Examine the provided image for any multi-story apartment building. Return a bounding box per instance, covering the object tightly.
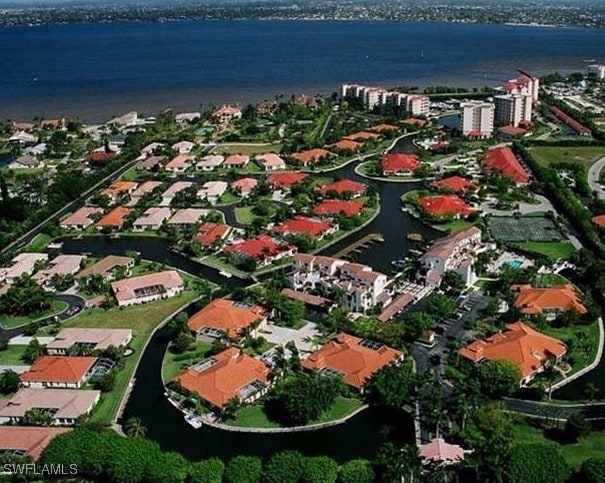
[459,101,495,138]
[588,64,605,80]
[341,84,430,116]
[494,93,533,127]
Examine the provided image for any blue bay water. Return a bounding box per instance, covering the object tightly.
[1,20,605,122]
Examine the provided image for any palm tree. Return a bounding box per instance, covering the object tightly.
[220,398,241,422]
[124,417,147,438]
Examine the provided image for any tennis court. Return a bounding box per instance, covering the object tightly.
[487,216,565,242]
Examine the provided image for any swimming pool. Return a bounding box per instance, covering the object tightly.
[505,260,523,269]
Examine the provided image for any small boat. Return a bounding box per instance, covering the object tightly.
[400,206,408,213]
[219,270,233,278]
[407,233,424,242]
[391,259,407,268]
[185,412,203,429]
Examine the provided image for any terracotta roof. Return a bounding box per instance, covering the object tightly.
[330,139,363,152]
[214,105,242,117]
[511,284,587,316]
[0,426,70,460]
[498,125,529,136]
[292,148,335,165]
[165,154,193,170]
[344,131,381,141]
[319,179,367,197]
[96,206,132,228]
[20,356,97,384]
[419,438,469,465]
[430,176,478,193]
[224,235,294,261]
[0,388,100,420]
[86,151,116,164]
[302,333,403,388]
[273,216,333,238]
[268,172,308,188]
[196,223,231,246]
[314,199,364,217]
[47,328,132,351]
[76,255,134,279]
[256,153,286,168]
[381,153,420,173]
[231,177,258,193]
[483,147,529,185]
[417,195,473,217]
[592,214,605,228]
[107,181,138,194]
[110,270,184,303]
[370,123,398,133]
[400,118,428,127]
[188,298,268,337]
[459,321,566,379]
[224,154,250,166]
[176,348,270,408]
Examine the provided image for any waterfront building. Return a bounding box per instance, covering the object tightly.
[0,253,49,284]
[110,270,184,307]
[33,255,85,286]
[494,93,533,128]
[460,100,495,138]
[75,255,134,281]
[430,176,478,194]
[419,438,470,466]
[223,235,296,267]
[167,208,209,229]
[96,206,132,231]
[511,284,587,320]
[291,148,336,166]
[272,216,336,239]
[214,105,242,124]
[132,207,172,231]
[341,84,429,115]
[196,223,232,248]
[0,427,70,460]
[20,356,98,389]
[313,199,365,218]
[268,172,308,190]
[416,195,474,219]
[319,179,367,198]
[47,328,133,355]
[380,152,420,176]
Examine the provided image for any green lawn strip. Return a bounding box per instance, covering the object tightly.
[513,242,576,260]
[533,273,570,286]
[120,166,139,181]
[512,420,605,470]
[24,233,53,252]
[229,396,362,428]
[234,206,255,225]
[63,289,200,423]
[529,146,605,169]
[161,340,212,383]
[0,344,29,366]
[433,219,474,233]
[214,143,282,157]
[218,192,242,205]
[0,300,69,329]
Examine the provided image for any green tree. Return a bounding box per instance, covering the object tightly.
[22,338,45,364]
[425,294,456,319]
[476,359,520,398]
[0,275,52,316]
[505,442,571,483]
[564,413,591,442]
[262,451,305,483]
[338,459,374,483]
[402,311,435,341]
[374,442,422,483]
[365,362,416,408]
[145,450,189,483]
[22,408,54,426]
[0,369,20,394]
[580,457,605,483]
[124,417,147,438]
[171,332,195,354]
[189,458,225,483]
[301,456,339,483]
[224,455,262,483]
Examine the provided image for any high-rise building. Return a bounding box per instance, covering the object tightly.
[341,84,429,115]
[460,101,495,138]
[494,93,533,127]
[588,64,605,80]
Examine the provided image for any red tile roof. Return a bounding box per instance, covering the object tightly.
[231,177,258,193]
[188,298,268,338]
[302,333,403,389]
[400,118,428,128]
[344,131,381,141]
[224,235,294,261]
[319,179,367,197]
[381,153,420,174]
[498,125,529,136]
[483,147,529,185]
[430,176,478,194]
[20,356,97,384]
[268,172,308,189]
[459,321,566,380]
[0,426,70,460]
[273,216,333,238]
[330,139,363,152]
[86,151,116,164]
[175,348,270,408]
[511,284,587,316]
[314,200,365,217]
[592,215,605,228]
[196,223,231,247]
[96,206,132,228]
[292,148,335,165]
[370,123,399,133]
[417,195,473,217]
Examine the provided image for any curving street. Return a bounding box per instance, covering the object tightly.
[588,156,605,200]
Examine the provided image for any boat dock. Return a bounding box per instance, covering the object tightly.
[333,232,384,259]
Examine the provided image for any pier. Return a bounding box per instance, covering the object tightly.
[333,232,384,259]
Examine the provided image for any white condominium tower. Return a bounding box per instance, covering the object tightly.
[494,93,533,127]
[460,100,495,138]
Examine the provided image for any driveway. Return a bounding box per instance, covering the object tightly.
[588,156,605,200]
[479,194,555,216]
[259,321,320,355]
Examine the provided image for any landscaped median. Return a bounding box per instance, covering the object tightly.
[0,299,69,330]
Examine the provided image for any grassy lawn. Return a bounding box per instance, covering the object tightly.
[533,272,570,287]
[434,219,474,233]
[0,300,69,329]
[162,340,211,382]
[514,241,576,260]
[229,396,363,428]
[120,166,139,181]
[215,143,282,157]
[234,206,255,225]
[64,288,200,423]
[218,192,242,205]
[529,146,605,169]
[512,420,605,470]
[0,344,29,366]
[24,233,53,252]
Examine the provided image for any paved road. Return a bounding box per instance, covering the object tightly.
[503,397,605,421]
[588,156,605,200]
[479,194,555,216]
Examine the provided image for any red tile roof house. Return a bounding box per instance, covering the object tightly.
[344,131,381,142]
[86,149,117,165]
[214,104,243,124]
[111,270,184,307]
[430,176,479,194]
[95,206,133,231]
[46,328,133,355]
[381,153,421,176]
[100,181,138,204]
[196,223,232,248]
[60,206,104,230]
[231,177,258,197]
[592,214,605,229]
[319,179,367,198]
[174,347,271,410]
[160,181,194,206]
[302,333,403,391]
[416,195,474,219]
[511,284,588,321]
[20,356,98,389]
[224,235,297,268]
[268,172,308,190]
[272,216,336,240]
[164,154,193,174]
[255,153,287,171]
[0,388,100,425]
[188,298,269,340]
[0,426,70,460]
[329,139,364,154]
[133,207,172,231]
[224,154,250,168]
[167,208,209,229]
[483,147,529,185]
[459,321,567,385]
[314,199,365,218]
[291,148,336,166]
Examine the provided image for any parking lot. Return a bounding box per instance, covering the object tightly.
[258,321,321,355]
